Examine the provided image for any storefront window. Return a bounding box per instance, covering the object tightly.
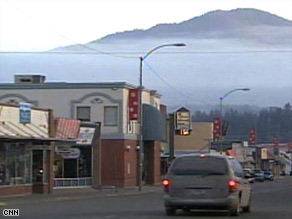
[54,146,92,178]
[0,143,32,186]
[78,147,92,177]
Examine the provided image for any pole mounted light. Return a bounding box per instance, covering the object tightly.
[219,88,250,153]
[138,43,186,191]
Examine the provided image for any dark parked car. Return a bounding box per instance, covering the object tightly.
[264,171,274,181]
[253,169,265,182]
[162,154,252,216]
[244,169,255,183]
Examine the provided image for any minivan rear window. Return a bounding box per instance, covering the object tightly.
[171,156,228,176]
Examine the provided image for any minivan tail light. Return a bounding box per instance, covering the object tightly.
[162,179,171,192]
[228,180,238,192]
[162,179,170,187]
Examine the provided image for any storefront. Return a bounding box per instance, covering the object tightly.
[0,103,55,197]
[53,122,101,188]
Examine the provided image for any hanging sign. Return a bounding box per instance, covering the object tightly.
[56,146,80,159]
[19,102,31,124]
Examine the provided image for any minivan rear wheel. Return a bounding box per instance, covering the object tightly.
[242,197,251,213]
[165,207,176,216]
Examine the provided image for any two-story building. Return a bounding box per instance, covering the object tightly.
[0,75,165,188]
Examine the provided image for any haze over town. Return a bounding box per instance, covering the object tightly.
[0,0,292,109]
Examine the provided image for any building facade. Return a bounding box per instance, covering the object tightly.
[0,75,164,187]
[0,103,56,196]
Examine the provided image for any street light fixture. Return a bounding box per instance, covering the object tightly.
[219,88,250,153]
[138,43,186,191]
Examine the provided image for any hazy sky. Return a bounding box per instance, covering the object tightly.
[0,0,291,51]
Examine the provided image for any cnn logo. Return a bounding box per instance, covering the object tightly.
[3,209,19,216]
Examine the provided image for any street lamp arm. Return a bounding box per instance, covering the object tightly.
[142,43,186,61]
[221,88,250,100]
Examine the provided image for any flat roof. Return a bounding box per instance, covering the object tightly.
[0,81,162,97]
[0,82,137,90]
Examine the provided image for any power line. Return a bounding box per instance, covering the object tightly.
[3,2,292,57]
[2,1,137,59]
[143,60,212,105]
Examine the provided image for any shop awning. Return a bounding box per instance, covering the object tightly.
[0,135,76,142]
[55,118,80,139]
[0,120,77,143]
[142,104,166,141]
[0,121,49,138]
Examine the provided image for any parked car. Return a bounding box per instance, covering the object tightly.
[244,169,255,183]
[264,171,274,181]
[162,154,252,216]
[253,169,265,182]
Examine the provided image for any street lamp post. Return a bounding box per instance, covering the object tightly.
[138,43,185,191]
[219,88,250,153]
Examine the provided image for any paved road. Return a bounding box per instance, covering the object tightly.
[1,177,292,219]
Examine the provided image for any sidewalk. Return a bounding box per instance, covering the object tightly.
[0,185,162,207]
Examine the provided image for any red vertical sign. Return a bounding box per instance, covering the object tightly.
[274,136,279,149]
[213,118,221,141]
[128,89,139,121]
[249,129,256,145]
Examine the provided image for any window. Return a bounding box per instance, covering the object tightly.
[0,143,32,186]
[171,156,228,176]
[229,158,244,177]
[77,107,91,122]
[104,106,118,126]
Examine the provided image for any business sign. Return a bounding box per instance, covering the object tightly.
[273,136,279,148]
[175,107,191,130]
[56,146,80,159]
[261,148,268,160]
[213,118,221,141]
[249,129,256,145]
[76,127,96,145]
[128,89,139,121]
[19,102,31,124]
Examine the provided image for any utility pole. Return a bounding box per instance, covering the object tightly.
[169,113,175,162]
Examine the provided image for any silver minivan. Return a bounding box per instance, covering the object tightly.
[162,154,252,216]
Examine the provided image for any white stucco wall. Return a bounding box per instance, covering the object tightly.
[0,85,162,138]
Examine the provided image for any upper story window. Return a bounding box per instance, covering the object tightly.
[76,106,91,122]
[104,106,118,126]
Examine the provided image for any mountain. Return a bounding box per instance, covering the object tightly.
[1,8,292,109]
[85,8,292,44]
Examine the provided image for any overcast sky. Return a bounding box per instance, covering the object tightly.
[0,0,291,51]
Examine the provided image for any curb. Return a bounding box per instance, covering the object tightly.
[2,188,162,207]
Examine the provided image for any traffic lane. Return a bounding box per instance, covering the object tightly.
[3,193,165,219]
[173,177,292,218]
[3,177,292,219]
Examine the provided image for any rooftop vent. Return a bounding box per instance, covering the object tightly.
[15,75,46,84]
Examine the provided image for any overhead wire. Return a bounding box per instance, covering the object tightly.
[143,60,213,105]
[2,2,292,56]
[2,0,138,59]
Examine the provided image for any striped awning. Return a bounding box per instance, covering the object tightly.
[55,118,80,139]
[0,121,49,138]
